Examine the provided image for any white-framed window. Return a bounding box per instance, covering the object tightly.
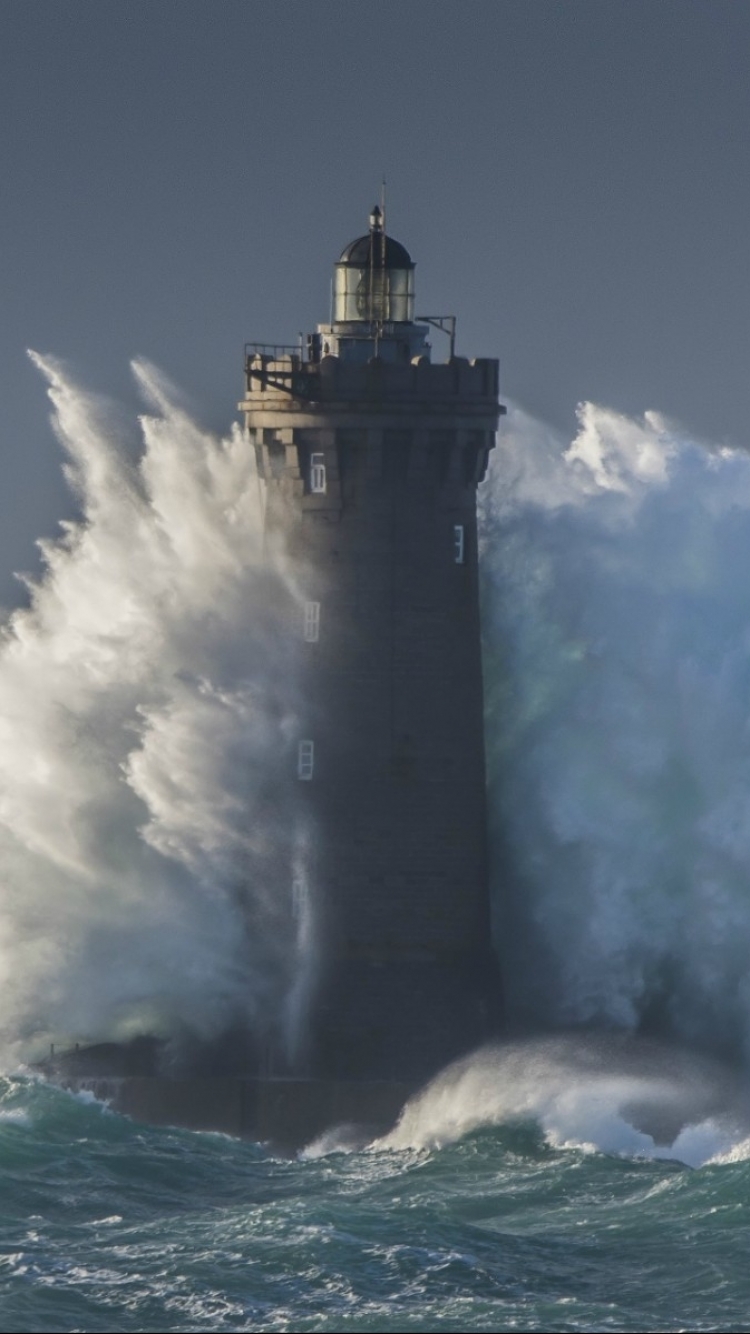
[310,452,327,494]
[292,877,308,920]
[303,601,321,642]
[297,739,314,780]
[454,523,465,565]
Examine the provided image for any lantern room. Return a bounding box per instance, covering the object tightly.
[333,205,415,325]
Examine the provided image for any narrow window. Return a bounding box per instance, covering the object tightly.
[297,739,314,780]
[310,452,327,494]
[292,878,308,920]
[454,523,465,565]
[303,601,320,642]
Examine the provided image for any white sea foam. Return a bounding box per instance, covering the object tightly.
[0,1108,30,1126]
[299,1122,376,1159]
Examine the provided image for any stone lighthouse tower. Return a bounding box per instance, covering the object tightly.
[239,207,503,1085]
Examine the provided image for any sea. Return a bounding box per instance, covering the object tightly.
[4,1040,750,1334]
[4,359,750,1331]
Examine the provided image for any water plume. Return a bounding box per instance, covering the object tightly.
[0,355,307,1061]
[481,402,750,1058]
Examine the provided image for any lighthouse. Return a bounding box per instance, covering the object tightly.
[239,207,504,1084]
[47,207,504,1143]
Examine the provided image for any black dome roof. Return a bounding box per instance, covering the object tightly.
[338,232,414,269]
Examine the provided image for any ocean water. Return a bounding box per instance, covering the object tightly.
[5,361,750,1330]
[4,1042,750,1334]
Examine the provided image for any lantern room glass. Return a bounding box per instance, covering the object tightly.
[334,264,415,323]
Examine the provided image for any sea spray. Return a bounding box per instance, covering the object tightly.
[481,402,750,1057]
[6,366,750,1074]
[0,355,311,1062]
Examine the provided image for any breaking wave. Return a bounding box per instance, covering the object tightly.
[376,1034,750,1166]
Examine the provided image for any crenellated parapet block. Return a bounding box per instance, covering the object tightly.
[239,353,503,422]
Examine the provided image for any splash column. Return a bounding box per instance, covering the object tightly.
[239,207,504,1081]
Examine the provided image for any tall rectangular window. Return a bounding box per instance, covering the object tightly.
[454,524,465,565]
[310,453,327,494]
[292,878,308,920]
[303,601,320,642]
[297,739,314,780]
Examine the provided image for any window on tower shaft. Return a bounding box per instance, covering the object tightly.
[310,453,327,494]
[292,878,308,919]
[298,740,314,780]
[304,602,320,642]
[454,524,465,564]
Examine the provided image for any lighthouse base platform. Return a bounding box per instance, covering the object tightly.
[39,1041,417,1151]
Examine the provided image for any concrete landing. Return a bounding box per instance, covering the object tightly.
[56,1073,417,1152]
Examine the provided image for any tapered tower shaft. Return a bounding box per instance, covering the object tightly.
[239,209,504,1080]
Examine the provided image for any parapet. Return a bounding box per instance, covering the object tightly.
[240,352,501,411]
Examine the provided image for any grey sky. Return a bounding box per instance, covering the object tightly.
[1,1,749,603]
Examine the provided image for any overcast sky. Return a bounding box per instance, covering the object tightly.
[2,1,749,604]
